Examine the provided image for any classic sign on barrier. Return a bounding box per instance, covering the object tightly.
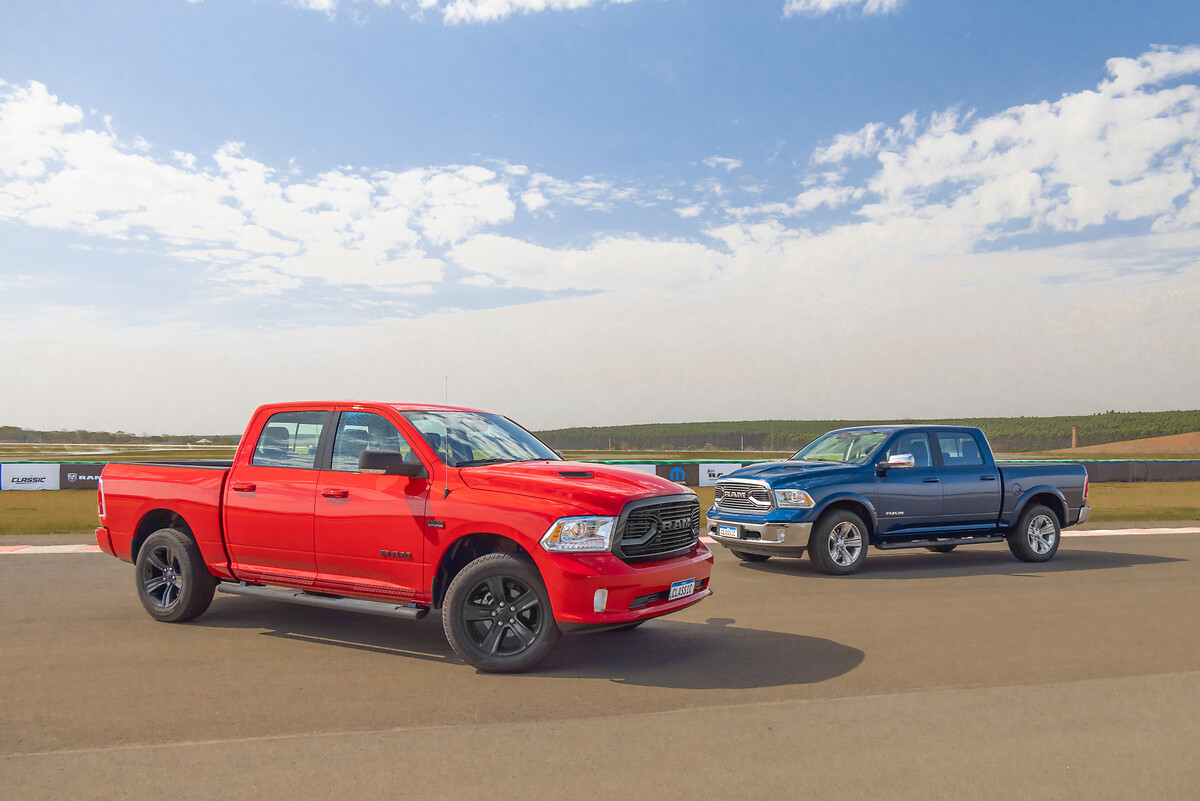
[1,463,61,491]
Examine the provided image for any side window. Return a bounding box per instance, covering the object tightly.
[936,431,984,467]
[884,432,934,468]
[251,411,327,469]
[331,412,415,472]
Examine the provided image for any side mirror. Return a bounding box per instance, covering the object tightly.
[878,453,916,472]
[359,449,427,478]
[553,449,565,460]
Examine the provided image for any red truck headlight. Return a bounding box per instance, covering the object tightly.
[541,516,616,553]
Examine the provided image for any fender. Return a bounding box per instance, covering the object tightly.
[811,490,880,537]
[1005,485,1069,529]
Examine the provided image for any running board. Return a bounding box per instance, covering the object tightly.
[876,536,1005,550]
[218,582,429,620]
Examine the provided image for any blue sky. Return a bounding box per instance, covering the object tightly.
[1,0,1198,433]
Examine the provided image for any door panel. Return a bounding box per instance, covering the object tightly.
[935,431,1002,529]
[874,431,943,536]
[314,472,429,598]
[224,464,318,581]
[223,409,329,584]
[313,411,429,599]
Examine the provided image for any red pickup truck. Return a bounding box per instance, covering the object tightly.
[96,402,713,672]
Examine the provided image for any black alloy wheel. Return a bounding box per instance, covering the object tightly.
[135,528,216,622]
[443,553,561,673]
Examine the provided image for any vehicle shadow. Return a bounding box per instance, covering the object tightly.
[194,600,864,690]
[194,597,459,664]
[543,617,864,689]
[733,547,1185,580]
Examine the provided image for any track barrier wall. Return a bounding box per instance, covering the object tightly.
[3,459,1200,490]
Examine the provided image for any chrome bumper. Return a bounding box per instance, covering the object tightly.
[707,518,812,556]
[1075,505,1091,526]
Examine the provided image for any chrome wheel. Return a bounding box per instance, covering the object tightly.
[461,575,546,657]
[141,544,183,610]
[828,521,863,567]
[1027,514,1057,555]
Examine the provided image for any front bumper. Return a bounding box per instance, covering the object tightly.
[707,516,812,557]
[537,542,714,627]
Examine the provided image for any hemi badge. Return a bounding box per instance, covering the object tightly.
[427,520,445,529]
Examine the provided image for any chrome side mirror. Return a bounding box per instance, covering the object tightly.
[880,453,916,471]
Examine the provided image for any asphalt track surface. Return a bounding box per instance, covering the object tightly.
[2,532,1198,800]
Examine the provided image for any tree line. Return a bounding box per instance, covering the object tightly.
[0,426,241,446]
[536,410,1200,454]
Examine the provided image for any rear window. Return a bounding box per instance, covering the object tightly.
[936,431,984,467]
[251,411,327,469]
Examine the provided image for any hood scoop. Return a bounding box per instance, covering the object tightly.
[557,470,594,479]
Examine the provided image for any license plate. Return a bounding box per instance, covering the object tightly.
[668,578,696,600]
[718,525,740,539]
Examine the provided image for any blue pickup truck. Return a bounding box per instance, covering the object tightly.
[706,425,1090,574]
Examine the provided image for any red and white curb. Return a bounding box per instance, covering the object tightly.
[1,528,1197,555]
[0,544,101,554]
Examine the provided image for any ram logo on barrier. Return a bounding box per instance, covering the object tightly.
[60,464,103,490]
[1,463,61,491]
[699,463,743,487]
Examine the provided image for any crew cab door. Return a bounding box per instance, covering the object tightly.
[223,409,332,584]
[874,431,943,536]
[934,430,1002,530]
[313,410,429,600]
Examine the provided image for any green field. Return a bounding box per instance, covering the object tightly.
[541,410,1200,454]
[3,483,1197,536]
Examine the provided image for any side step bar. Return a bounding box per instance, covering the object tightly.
[876,535,1005,550]
[218,581,429,620]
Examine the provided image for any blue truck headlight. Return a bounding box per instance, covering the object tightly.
[773,489,815,509]
[541,516,616,553]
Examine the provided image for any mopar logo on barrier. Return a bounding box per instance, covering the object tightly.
[669,467,686,482]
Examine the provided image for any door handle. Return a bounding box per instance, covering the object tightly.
[980,475,997,481]
[923,477,940,483]
[322,488,349,499]
[232,482,256,493]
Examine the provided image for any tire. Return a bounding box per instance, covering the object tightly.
[443,553,561,673]
[1007,504,1061,563]
[135,528,216,622]
[926,544,958,553]
[809,510,868,575]
[729,549,771,563]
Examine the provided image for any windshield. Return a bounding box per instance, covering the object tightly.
[792,430,890,465]
[401,411,560,468]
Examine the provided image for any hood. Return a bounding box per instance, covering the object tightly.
[722,459,862,487]
[457,460,690,515]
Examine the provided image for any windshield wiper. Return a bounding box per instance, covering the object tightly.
[455,458,514,467]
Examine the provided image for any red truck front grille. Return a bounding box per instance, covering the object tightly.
[616,498,701,562]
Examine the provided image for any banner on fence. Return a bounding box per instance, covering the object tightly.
[59,464,103,490]
[1,463,61,491]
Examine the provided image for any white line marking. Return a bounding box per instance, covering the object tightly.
[1063,528,1200,537]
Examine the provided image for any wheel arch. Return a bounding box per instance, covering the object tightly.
[130,509,194,563]
[430,533,535,609]
[813,494,877,544]
[1014,488,1068,528]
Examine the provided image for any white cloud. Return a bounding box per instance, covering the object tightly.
[703,156,743,172]
[448,233,726,292]
[263,0,641,24]
[783,0,903,17]
[2,47,1200,430]
[676,203,704,218]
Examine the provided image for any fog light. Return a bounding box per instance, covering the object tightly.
[593,588,608,613]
